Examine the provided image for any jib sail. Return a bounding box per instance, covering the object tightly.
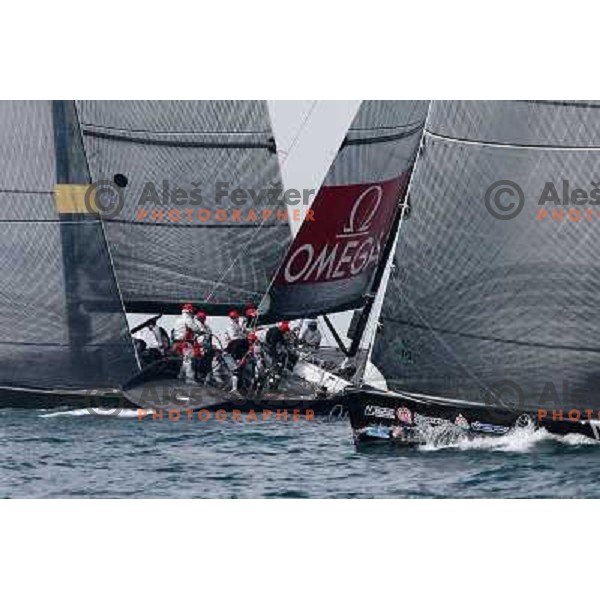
[77,101,291,315]
[0,101,140,390]
[372,100,600,413]
[264,100,429,320]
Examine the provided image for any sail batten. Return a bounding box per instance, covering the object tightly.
[81,125,277,150]
[426,129,600,151]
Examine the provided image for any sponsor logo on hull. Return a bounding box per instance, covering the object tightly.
[471,421,510,435]
[415,414,446,427]
[364,405,396,420]
[397,406,413,424]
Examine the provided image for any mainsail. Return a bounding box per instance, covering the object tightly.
[77,101,291,314]
[0,101,140,390]
[265,100,429,320]
[372,100,600,412]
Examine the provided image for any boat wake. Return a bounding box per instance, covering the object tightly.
[419,425,600,453]
[39,408,142,419]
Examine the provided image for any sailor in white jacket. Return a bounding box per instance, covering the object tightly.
[224,309,245,344]
[300,319,322,349]
[193,310,215,382]
[223,309,249,393]
[173,303,201,383]
[173,303,201,342]
[193,309,213,340]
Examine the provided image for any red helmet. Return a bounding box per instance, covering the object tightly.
[195,310,207,321]
[228,309,240,319]
[182,303,193,313]
[278,321,290,332]
[247,331,258,343]
[245,306,257,318]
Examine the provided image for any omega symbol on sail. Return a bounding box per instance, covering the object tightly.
[282,183,388,284]
[340,185,383,237]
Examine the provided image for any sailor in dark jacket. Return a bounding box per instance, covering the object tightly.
[265,321,297,370]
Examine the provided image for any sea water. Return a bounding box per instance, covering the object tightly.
[1,407,600,498]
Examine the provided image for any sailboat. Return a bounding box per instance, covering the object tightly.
[259,100,430,398]
[0,100,427,414]
[123,100,430,411]
[344,100,600,445]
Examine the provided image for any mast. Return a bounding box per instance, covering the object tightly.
[346,192,408,358]
[351,103,433,384]
[51,100,141,384]
[52,100,95,380]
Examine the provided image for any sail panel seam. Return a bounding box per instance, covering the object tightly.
[425,130,600,150]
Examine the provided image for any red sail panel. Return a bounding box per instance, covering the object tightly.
[268,173,409,318]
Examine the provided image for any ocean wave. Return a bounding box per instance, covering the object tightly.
[419,425,600,453]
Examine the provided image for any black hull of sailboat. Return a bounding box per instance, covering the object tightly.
[119,353,352,415]
[0,384,349,416]
[344,387,600,446]
[0,385,134,411]
[122,376,347,415]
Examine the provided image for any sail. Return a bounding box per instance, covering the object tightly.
[265,100,429,320]
[372,100,600,413]
[77,101,291,314]
[0,101,140,390]
[268,101,361,236]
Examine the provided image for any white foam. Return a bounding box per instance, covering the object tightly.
[419,424,599,453]
[557,433,600,446]
[40,408,142,419]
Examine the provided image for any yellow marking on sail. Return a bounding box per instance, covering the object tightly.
[53,184,97,214]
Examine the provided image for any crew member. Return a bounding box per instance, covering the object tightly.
[172,303,201,383]
[299,319,322,349]
[265,321,297,368]
[224,309,249,394]
[238,330,264,393]
[133,318,168,365]
[244,305,258,332]
[193,309,215,382]
[194,310,212,340]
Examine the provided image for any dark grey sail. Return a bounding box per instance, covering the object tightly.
[77,101,291,314]
[0,101,140,390]
[266,101,429,321]
[372,100,600,413]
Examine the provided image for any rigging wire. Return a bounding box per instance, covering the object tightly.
[204,101,320,305]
